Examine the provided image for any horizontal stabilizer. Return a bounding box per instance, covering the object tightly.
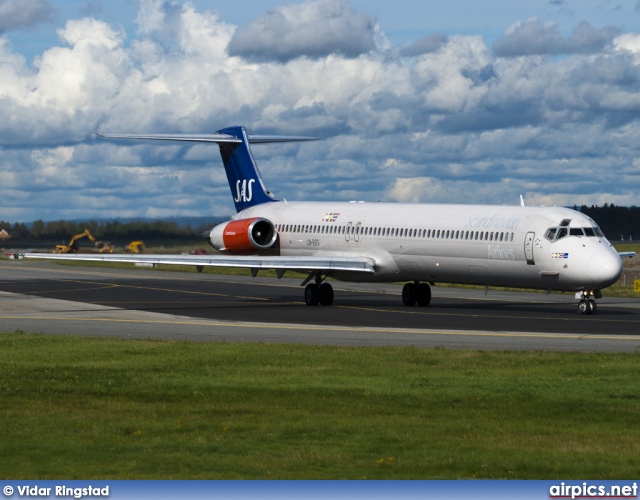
[98,133,318,144]
[99,126,318,212]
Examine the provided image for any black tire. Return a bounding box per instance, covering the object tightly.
[319,283,334,306]
[589,299,597,315]
[577,299,592,315]
[402,283,417,306]
[305,284,320,306]
[416,282,431,306]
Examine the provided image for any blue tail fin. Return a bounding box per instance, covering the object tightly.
[99,127,317,213]
[216,126,278,212]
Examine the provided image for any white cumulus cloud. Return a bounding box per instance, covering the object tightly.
[1,0,640,222]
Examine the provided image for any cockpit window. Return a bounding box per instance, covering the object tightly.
[545,223,605,242]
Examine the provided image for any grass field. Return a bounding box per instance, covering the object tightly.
[1,331,639,479]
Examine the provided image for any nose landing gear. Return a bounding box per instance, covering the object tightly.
[577,290,601,315]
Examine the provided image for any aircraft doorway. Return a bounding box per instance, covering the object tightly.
[524,232,535,265]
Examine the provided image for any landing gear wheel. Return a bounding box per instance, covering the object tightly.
[416,283,431,306]
[305,283,320,306]
[578,299,592,315]
[402,283,417,306]
[319,283,334,306]
[589,299,597,315]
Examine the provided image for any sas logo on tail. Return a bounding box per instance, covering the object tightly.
[234,179,255,203]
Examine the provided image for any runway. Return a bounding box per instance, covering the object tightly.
[1,258,640,352]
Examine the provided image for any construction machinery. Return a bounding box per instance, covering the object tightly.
[126,241,145,253]
[55,229,95,253]
[54,229,114,254]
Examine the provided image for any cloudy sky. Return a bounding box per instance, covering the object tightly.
[2,0,640,222]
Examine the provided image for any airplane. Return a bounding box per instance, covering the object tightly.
[21,125,634,315]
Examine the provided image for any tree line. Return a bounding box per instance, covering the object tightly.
[576,204,640,241]
[0,219,221,244]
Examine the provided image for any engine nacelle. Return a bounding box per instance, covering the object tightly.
[209,217,277,254]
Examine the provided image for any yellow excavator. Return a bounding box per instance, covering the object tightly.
[54,229,114,254]
[126,241,145,253]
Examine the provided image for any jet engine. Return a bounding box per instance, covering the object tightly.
[208,217,277,254]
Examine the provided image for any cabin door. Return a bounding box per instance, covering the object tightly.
[524,232,535,265]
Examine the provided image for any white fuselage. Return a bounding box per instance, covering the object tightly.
[228,201,622,292]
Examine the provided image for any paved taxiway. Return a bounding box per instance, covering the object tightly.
[1,259,640,352]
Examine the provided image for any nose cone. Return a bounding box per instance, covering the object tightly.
[588,250,622,288]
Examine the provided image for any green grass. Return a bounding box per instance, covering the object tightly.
[615,243,640,253]
[1,331,639,479]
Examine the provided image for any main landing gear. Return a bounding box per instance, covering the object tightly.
[577,290,601,315]
[304,272,334,306]
[402,282,432,307]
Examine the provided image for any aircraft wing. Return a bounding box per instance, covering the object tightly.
[19,253,375,275]
[618,251,636,258]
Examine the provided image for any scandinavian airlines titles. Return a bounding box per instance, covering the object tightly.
[465,214,521,230]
